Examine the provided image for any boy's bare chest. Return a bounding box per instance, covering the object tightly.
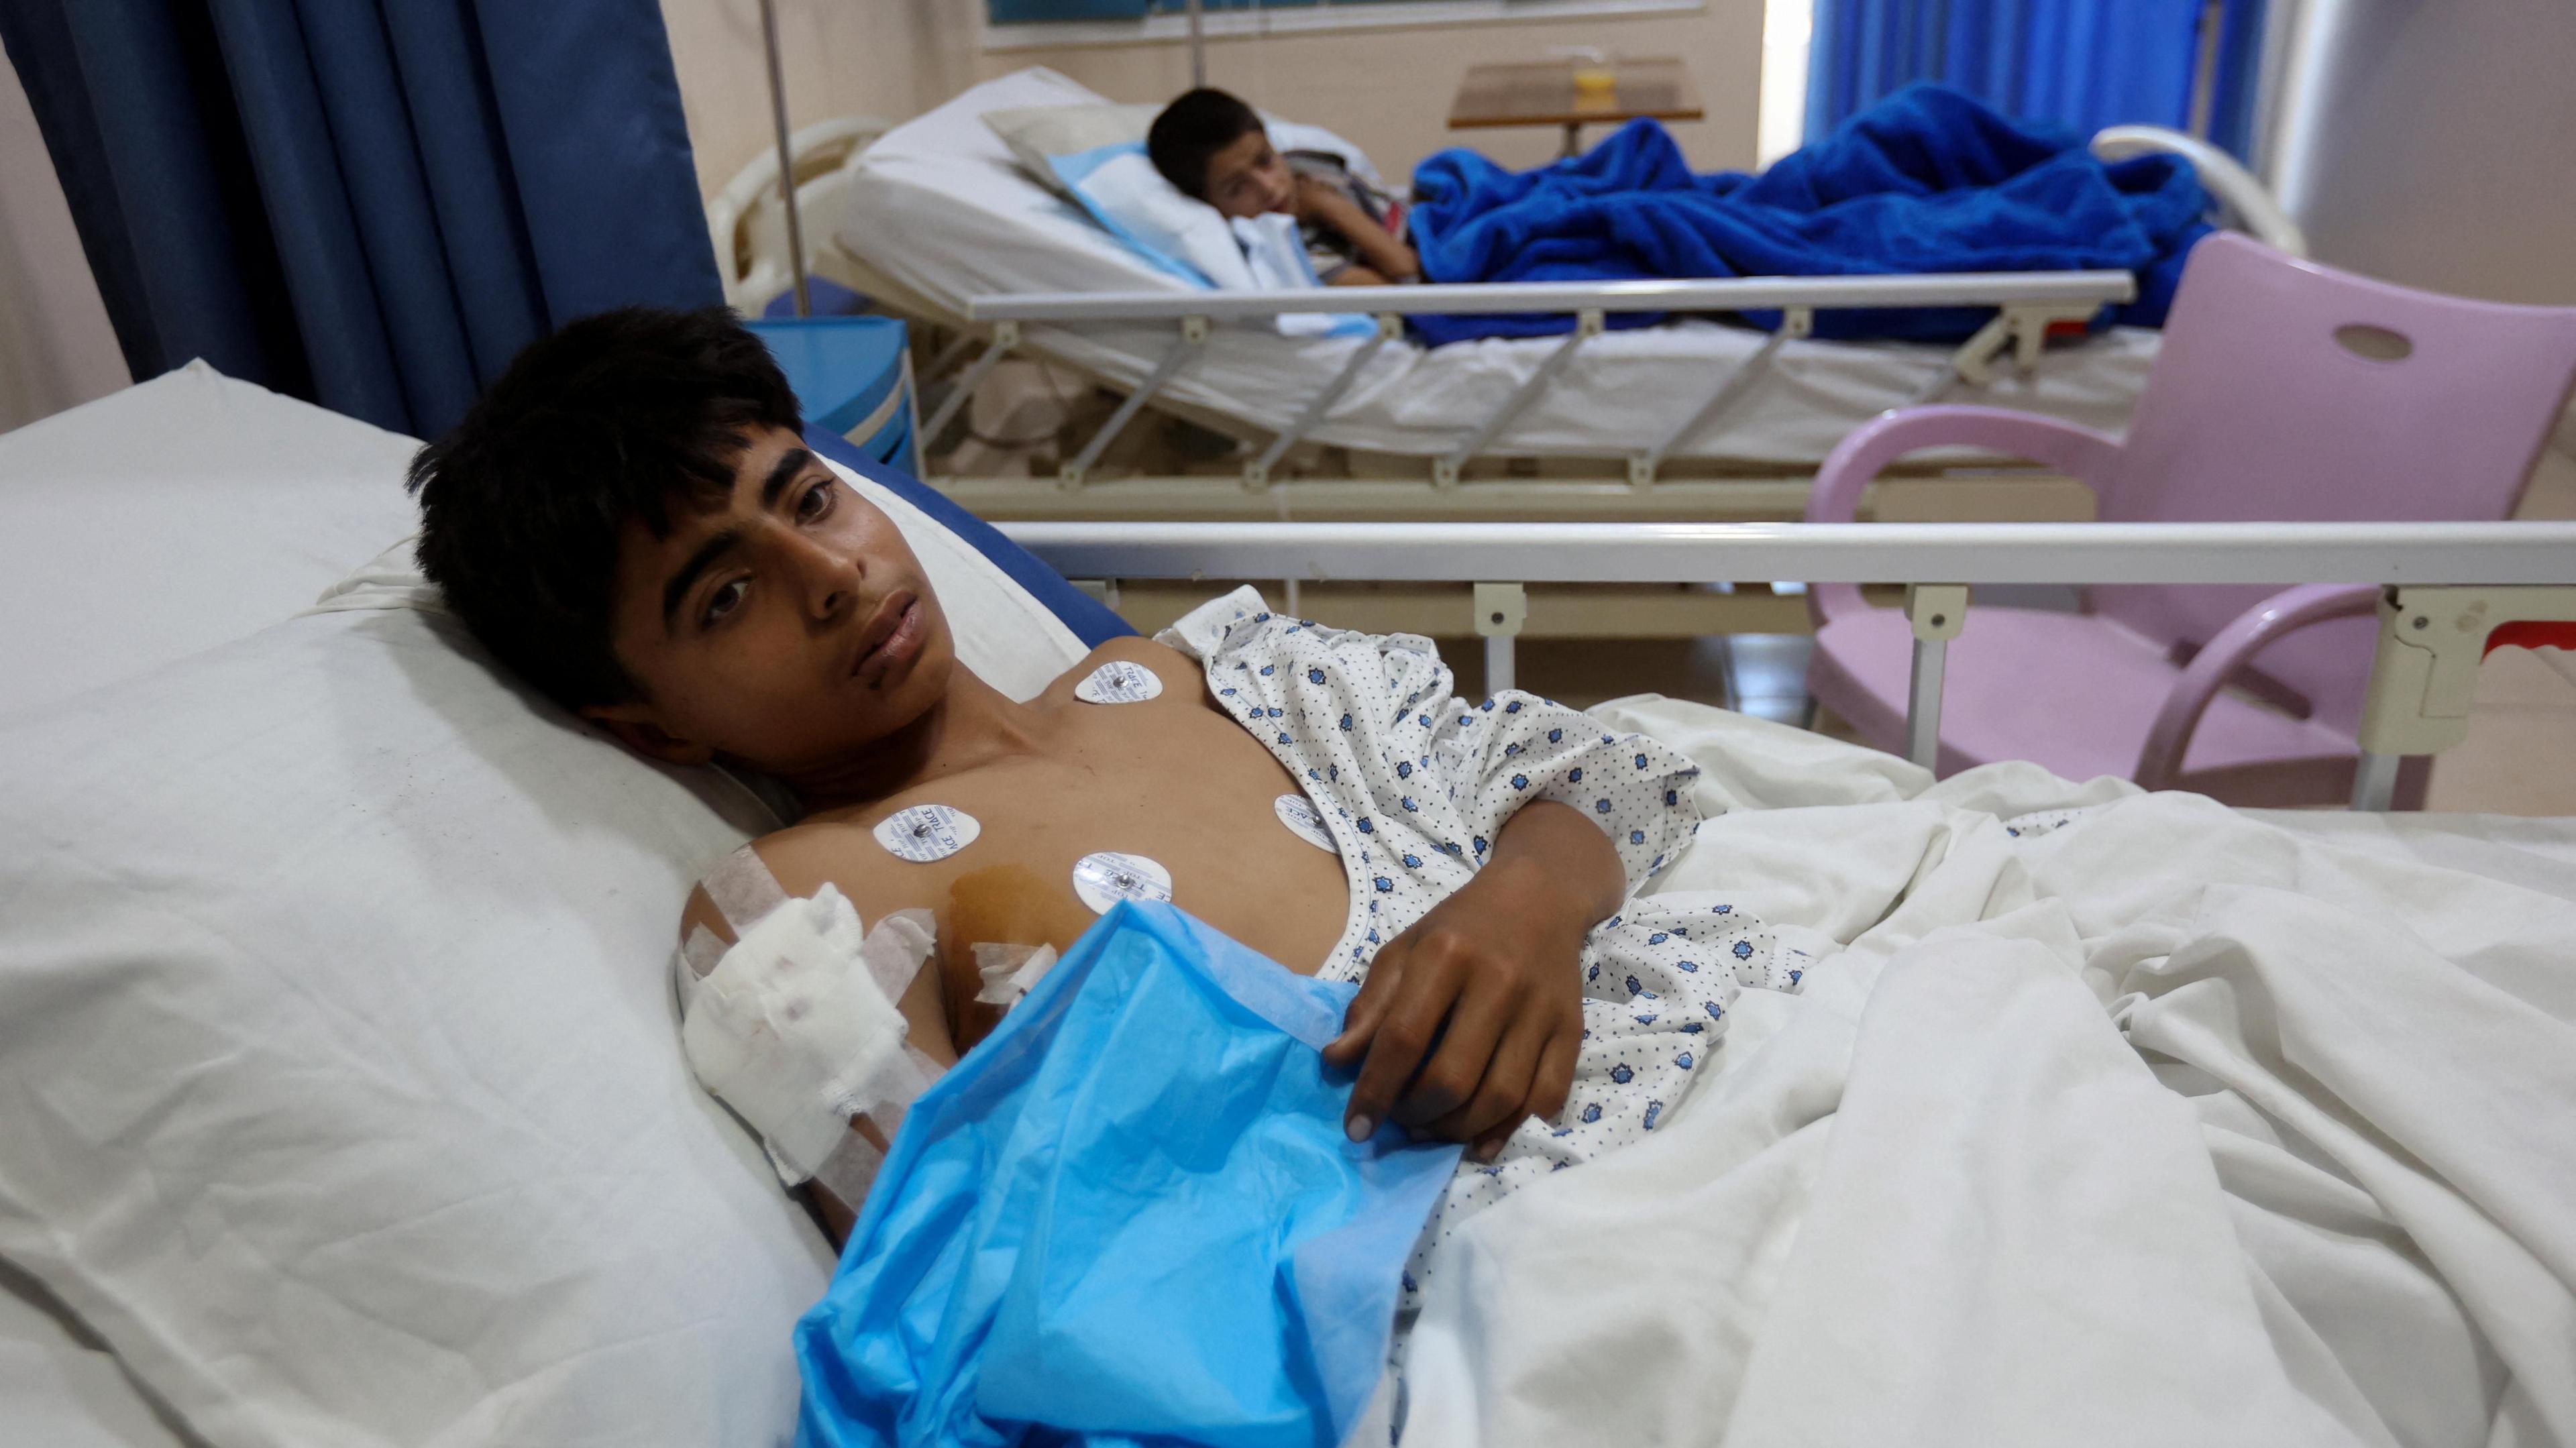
[809,668,1355,1035]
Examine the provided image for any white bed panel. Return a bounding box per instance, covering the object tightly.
[839,68,2157,465]
[0,361,423,719]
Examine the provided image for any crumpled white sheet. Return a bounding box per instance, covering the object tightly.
[1397,696,2576,1448]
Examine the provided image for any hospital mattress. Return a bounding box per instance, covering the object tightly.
[835,68,2161,467]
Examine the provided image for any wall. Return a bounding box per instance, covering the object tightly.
[659,0,953,201]
[661,0,1764,197]
[2261,0,2576,306]
[980,3,1765,176]
[0,38,129,434]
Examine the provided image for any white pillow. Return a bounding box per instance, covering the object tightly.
[0,461,1087,1446]
[0,360,423,720]
[1048,140,1252,289]
[980,101,1161,201]
[1042,142,1371,339]
[979,97,1387,201]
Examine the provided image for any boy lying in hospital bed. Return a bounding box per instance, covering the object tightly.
[1148,87,1420,286]
[405,306,1802,1296]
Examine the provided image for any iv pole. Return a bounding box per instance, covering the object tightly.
[759,0,812,317]
[1187,0,1205,87]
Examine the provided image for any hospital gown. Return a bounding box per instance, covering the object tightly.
[1159,588,1809,1304]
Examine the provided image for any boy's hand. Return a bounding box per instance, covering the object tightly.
[1322,800,1621,1158]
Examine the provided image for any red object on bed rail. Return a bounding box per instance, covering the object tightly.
[2485,620,2576,657]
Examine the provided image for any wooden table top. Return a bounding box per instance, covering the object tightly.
[1447,56,1705,130]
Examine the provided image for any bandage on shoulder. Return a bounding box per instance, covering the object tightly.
[680,883,941,1184]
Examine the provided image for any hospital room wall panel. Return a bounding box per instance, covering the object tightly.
[969,1,1766,178]
[659,0,957,201]
[2262,0,2576,309]
[0,36,129,435]
[661,0,1764,201]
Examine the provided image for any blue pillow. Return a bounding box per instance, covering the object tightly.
[795,901,1459,1448]
[802,424,1130,646]
[1049,140,1248,288]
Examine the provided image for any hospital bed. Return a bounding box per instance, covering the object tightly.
[1,368,2572,1446]
[780,68,2305,527]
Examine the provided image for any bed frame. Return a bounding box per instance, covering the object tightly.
[748,119,2296,506]
[1000,518,2576,812]
[726,117,2320,644]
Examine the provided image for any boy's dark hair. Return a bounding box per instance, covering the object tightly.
[407,304,802,712]
[1146,87,1264,199]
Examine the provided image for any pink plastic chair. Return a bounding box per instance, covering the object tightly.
[1805,233,2576,806]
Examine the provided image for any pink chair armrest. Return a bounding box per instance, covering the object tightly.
[2133,583,2383,790]
[1807,407,2123,625]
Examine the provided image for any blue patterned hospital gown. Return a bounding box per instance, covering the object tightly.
[1159,589,1808,1304]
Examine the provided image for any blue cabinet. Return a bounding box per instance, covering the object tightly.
[745,317,919,476]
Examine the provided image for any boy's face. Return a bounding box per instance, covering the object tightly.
[1202,129,1293,220]
[584,425,957,777]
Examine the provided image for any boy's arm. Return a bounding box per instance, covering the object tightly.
[678,858,960,1247]
[802,957,957,1246]
[1321,681,1706,1156]
[1297,173,1419,282]
[1322,800,1617,1157]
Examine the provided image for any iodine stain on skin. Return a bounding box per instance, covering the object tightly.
[939,862,1099,1052]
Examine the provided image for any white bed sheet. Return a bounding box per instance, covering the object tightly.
[0,1261,195,1448]
[838,68,2159,466]
[0,361,424,720]
[1402,699,2576,1447]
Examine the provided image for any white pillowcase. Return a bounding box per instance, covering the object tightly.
[980,101,1161,201]
[0,360,423,720]
[978,95,1387,202]
[0,459,1087,1446]
[1046,142,1372,339]
[979,88,1386,340]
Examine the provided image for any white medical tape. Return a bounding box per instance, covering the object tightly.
[702,844,789,936]
[680,884,937,1182]
[808,1129,886,1209]
[973,942,1061,1009]
[858,907,938,1001]
[681,924,727,981]
[874,803,981,863]
[1074,659,1163,705]
[1071,850,1173,914]
[761,1046,945,1192]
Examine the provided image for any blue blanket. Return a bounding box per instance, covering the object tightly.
[1405,84,2211,347]
[795,901,1462,1448]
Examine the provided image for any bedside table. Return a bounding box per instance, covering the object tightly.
[744,316,919,476]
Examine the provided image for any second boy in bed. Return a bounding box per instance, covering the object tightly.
[409,307,1801,1292]
[1148,87,1421,286]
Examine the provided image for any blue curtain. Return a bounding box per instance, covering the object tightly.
[0,0,718,439]
[1805,0,2263,157]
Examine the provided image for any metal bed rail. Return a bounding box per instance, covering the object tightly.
[1000,519,2576,812]
[934,271,2138,490]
